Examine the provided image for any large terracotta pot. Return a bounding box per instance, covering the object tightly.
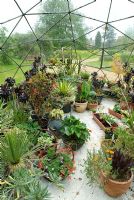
[87,102,98,110]
[74,102,87,113]
[100,171,133,197]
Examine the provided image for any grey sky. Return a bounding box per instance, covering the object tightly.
[0,0,133,39]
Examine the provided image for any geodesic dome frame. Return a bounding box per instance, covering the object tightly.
[0,0,134,82]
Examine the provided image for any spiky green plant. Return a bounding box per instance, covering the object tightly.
[0,128,29,170]
[24,181,51,200]
[55,80,76,97]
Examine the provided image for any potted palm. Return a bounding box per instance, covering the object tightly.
[74,81,90,113]
[85,149,134,197]
[61,116,90,150]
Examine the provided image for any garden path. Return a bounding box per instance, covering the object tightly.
[41,98,134,200]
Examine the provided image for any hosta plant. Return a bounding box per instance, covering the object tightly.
[61,116,89,149]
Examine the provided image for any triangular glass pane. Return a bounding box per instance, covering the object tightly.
[0,0,21,24]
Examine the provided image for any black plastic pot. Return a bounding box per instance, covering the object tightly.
[97,95,103,105]
[62,103,71,113]
[48,119,63,138]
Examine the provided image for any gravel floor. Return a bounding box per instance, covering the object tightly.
[41,98,134,200]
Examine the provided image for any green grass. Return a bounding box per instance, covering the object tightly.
[86,60,112,71]
[0,59,32,84]
[64,50,98,60]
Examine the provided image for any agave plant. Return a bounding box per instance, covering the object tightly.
[0,128,29,171]
[54,80,76,97]
[24,180,51,200]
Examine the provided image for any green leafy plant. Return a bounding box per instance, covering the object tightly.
[80,72,90,80]
[123,110,134,134]
[114,127,134,159]
[41,147,74,183]
[61,116,89,146]
[87,90,98,103]
[76,81,91,103]
[37,132,55,147]
[113,104,121,114]
[49,109,64,120]
[16,121,41,145]
[0,128,29,171]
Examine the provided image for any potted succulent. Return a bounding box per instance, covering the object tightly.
[61,116,90,150]
[48,109,64,138]
[74,81,90,113]
[85,149,134,197]
[51,80,76,113]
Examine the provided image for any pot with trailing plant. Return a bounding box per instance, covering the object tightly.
[85,149,134,197]
[61,116,90,150]
[36,146,75,183]
[51,80,76,113]
[74,81,90,113]
[48,109,64,138]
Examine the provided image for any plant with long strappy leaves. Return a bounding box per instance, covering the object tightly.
[0,128,29,171]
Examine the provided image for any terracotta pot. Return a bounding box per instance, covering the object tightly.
[120,101,134,110]
[100,171,133,197]
[108,108,123,119]
[87,102,98,110]
[74,102,87,113]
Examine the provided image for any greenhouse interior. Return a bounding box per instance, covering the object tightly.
[0,0,134,199]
